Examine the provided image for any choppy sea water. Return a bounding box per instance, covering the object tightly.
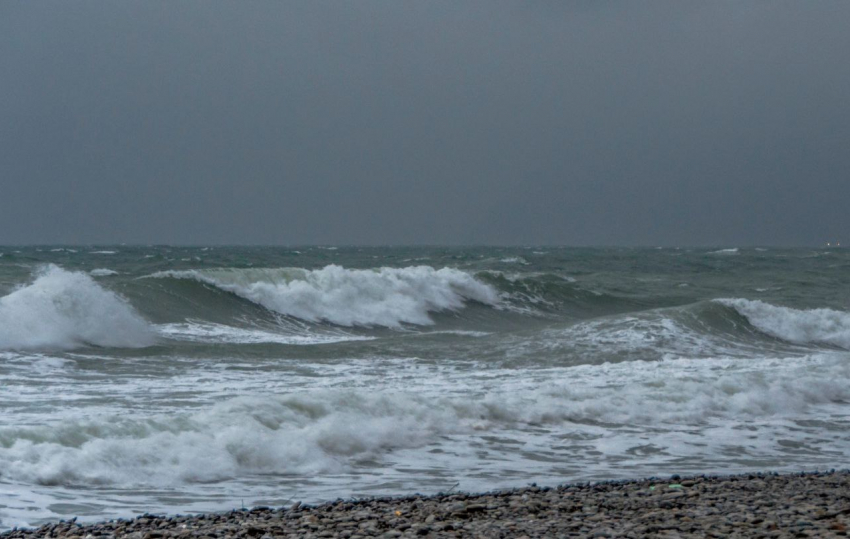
[0,246,848,529]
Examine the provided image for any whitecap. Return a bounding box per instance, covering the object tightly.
[717,298,850,349]
[0,265,155,350]
[89,268,118,277]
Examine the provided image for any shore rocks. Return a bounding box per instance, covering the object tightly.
[3,470,849,538]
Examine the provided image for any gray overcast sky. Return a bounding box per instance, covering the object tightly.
[1,1,848,246]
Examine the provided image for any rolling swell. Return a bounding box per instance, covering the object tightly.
[144,266,654,327]
[143,265,850,353]
[2,261,847,354]
[505,298,850,367]
[477,271,649,317]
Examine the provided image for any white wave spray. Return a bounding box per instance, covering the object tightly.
[0,265,155,350]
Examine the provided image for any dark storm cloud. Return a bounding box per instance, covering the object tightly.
[1,1,848,246]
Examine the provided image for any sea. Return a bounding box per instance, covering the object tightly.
[0,246,848,529]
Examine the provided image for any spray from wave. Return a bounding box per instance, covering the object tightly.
[150,265,500,328]
[0,265,155,350]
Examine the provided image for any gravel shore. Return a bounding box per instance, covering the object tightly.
[4,471,849,538]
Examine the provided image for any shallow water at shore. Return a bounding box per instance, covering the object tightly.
[4,471,849,538]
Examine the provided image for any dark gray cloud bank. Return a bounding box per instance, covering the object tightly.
[2,1,848,246]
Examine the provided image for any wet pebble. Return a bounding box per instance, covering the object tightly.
[3,471,850,538]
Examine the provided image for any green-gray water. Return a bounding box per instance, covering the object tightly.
[1,246,848,529]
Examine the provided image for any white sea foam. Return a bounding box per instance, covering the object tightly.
[0,265,154,350]
[150,265,500,327]
[0,353,847,489]
[718,298,850,349]
[90,250,117,255]
[90,268,118,277]
[535,313,741,361]
[156,322,371,345]
[709,248,739,255]
[416,330,491,338]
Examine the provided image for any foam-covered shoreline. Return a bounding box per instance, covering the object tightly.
[4,470,848,538]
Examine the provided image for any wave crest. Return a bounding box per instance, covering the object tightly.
[717,298,850,349]
[0,265,155,350]
[150,265,500,327]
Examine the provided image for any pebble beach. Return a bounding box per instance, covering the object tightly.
[4,471,848,538]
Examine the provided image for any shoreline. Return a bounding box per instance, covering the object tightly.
[3,470,848,538]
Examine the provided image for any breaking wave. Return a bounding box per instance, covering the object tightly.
[503,297,850,365]
[0,265,155,350]
[149,265,500,328]
[717,298,850,349]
